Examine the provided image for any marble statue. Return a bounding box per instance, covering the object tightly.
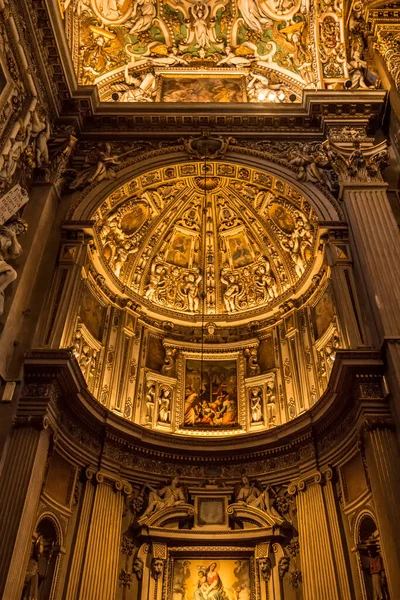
[347,50,369,89]
[217,46,255,67]
[367,544,389,600]
[118,68,156,102]
[266,383,277,425]
[22,536,44,600]
[0,218,27,316]
[0,121,33,188]
[250,387,263,423]
[145,383,156,423]
[142,476,186,518]
[236,475,261,504]
[245,348,261,376]
[158,387,171,424]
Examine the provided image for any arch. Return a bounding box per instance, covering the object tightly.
[67,145,342,223]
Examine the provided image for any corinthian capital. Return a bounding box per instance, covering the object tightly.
[325,139,389,185]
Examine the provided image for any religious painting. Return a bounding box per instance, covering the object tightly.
[312,287,335,339]
[80,286,106,341]
[161,76,246,103]
[268,202,295,234]
[171,558,251,600]
[227,233,253,268]
[166,231,194,268]
[120,201,149,236]
[184,359,238,428]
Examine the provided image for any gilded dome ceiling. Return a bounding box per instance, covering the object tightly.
[93,161,319,322]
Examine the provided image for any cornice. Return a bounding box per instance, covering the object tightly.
[22,349,385,468]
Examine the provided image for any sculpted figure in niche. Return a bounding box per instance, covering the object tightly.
[250,387,263,423]
[266,383,277,425]
[142,476,186,518]
[22,536,45,600]
[158,387,171,424]
[145,383,156,423]
[367,543,389,599]
[0,218,27,316]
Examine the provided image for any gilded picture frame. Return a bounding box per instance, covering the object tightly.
[158,73,248,103]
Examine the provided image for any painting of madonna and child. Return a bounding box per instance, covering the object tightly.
[172,559,251,600]
[183,360,239,428]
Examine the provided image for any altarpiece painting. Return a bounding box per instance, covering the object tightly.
[184,359,238,428]
[171,558,251,600]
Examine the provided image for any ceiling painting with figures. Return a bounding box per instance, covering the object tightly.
[92,160,320,324]
[59,0,349,102]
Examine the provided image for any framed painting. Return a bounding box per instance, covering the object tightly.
[171,557,252,600]
[183,359,239,428]
[160,75,247,103]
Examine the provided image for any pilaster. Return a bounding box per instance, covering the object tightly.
[362,416,400,597]
[64,468,96,600]
[78,471,132,600]
[0,382,58,599]
[289,471,344,600]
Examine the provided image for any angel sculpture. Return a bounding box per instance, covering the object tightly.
[237,0,272,32]
[69,143,121,189]
[141,477,186,518]
[128,0,156,34]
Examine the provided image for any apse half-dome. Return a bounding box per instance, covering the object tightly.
[93,161,319,323]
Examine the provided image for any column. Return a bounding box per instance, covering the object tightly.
[64,469,96,600]
[78,471,132,600]
[328,138,400,432]
[0,383,56,599]
[290,473,341,600]
[363,420,400,598]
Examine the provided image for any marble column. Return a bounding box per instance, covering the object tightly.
[0,383,56,599]
[290,473,341,600]
[363,420,400,597]
[64,468,96,600]
[78,471,131,600]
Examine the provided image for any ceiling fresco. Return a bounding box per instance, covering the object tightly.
[93,161,319,321]
[60,0,349,101]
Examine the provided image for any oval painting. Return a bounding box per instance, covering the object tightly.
[268,202,295,234]
[120,202,149,236]
[90,0,133,24]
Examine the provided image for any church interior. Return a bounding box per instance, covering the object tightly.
[1,0,400,598]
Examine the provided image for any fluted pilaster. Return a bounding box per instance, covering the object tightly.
[292,473,340,600]
[78,472,131,600]
[342,185,400,339]
[0,426,51,599]
[364,422,400,597]
[64,469,96,600]
[324,471,352,599]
